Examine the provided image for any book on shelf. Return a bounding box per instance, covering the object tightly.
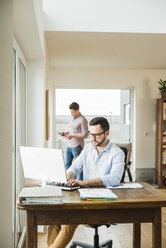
[19,186,63,204]
[78,188,118,201]
[162,150,166,164]
[163,102,166,120]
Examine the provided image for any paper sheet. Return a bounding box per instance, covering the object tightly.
[107,183,143,189]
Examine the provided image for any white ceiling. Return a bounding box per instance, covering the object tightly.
[45,31,166,69]
[13,0,166,69]
[43,0,166,34]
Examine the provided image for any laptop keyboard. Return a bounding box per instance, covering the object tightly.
[47,182,80,191]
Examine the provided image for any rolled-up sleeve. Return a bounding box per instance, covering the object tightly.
[81,118,88,138]
[100,150,125,187]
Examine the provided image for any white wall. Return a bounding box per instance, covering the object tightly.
[50,68,166,172]
[27,60,45,147]
[0,0,13,247]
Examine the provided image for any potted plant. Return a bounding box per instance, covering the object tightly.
[158,79,166,98]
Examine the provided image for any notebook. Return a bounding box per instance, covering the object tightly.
[19,146,80,191]
[78,188,118,201]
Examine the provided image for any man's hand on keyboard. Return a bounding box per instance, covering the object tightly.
[67,179,87,187]
[56,182,68,186]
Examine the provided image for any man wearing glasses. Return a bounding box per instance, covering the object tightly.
[47,117,125,248]
[66,116,124,188]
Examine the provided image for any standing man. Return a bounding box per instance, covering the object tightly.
[62,102,88,180]
[47,117,125,248]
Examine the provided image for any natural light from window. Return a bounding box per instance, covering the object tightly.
[55,89,120,115]
[55,89,131,152]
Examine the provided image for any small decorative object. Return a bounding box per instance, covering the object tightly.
[158,79,166,98]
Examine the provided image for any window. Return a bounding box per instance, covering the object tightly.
[55,89,131,153]
[124,103,130,125]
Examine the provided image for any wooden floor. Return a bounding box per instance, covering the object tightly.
[37,189,166,248]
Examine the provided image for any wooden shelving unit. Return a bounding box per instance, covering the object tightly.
[156,98,166,188]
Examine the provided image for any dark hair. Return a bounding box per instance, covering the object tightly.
[89,117,109,131]
[69,102,79,110]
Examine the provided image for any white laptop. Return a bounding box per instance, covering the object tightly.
[19,146,80,191]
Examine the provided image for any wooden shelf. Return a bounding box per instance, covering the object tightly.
[159,185,166,189]
[156,98,166,188]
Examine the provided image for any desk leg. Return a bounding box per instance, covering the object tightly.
[152,208,161,248]
[26,211,37,248]
[133,223,141,248]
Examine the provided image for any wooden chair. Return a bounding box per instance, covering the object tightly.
[70,143,132,248]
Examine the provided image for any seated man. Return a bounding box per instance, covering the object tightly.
[47,117,125,248]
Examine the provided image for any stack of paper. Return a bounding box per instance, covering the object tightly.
[19,186,63,204]
[78,188,118,201]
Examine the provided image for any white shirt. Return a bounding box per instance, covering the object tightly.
[67,141,125,187]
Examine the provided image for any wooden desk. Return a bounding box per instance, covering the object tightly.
[17,183,166,248]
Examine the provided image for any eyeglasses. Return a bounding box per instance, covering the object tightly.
[89,131,105,139]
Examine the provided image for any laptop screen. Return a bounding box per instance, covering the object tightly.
[19,146,67,184]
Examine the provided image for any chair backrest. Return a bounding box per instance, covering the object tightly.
[115,143,132,164]
[119,146,128,163]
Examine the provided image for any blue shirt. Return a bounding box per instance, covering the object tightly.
[67,141,125,187]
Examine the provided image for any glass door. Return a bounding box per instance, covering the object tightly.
[14,51,27,247]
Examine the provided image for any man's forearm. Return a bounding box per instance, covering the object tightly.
[84,178,103,187]
[76,178,103,187]
[71,134,86,140]
[67,177,103,187]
